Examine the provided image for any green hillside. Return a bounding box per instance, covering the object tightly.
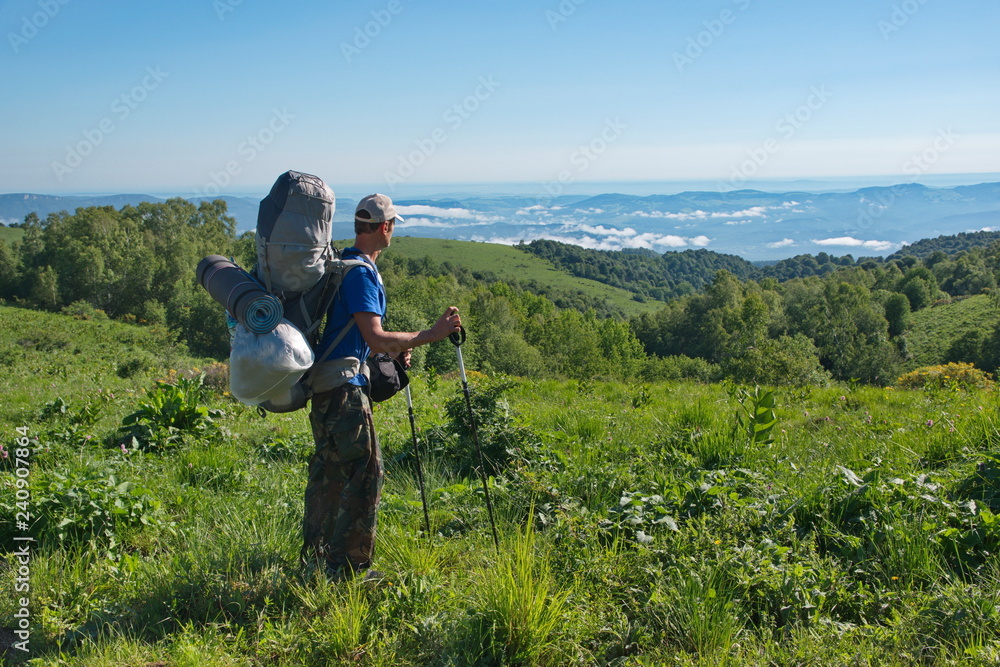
[904,294,998,370]
[0,225,24,244]
[0,305,196,424]
[340,235,667,318]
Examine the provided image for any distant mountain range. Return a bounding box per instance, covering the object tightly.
[3,182,1000,261]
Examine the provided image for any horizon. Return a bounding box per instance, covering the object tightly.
[4,175,999,263]
[2,1,997,195]
[10,172,1000,202]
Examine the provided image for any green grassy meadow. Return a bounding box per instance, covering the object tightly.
[906,295,995,371]
[0,227,25,244]
[2,304,1000,666]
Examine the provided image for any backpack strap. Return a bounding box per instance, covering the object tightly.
[308,254,371,362]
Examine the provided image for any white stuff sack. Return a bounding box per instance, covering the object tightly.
[229,320,314,405]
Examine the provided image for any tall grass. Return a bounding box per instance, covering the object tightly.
[470,525,572,666]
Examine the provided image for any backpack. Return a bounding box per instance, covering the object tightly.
[197,170,366,411]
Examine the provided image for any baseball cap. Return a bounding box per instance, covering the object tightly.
[355,193,404,224]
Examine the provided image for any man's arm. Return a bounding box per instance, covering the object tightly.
[353,307,462,357]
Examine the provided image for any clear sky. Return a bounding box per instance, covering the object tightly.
[1,0,998,195]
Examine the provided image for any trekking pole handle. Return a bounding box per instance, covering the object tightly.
[449,325,466,347]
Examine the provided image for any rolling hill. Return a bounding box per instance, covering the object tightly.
[353,236,668,318]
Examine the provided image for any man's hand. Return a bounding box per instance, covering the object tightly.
[429,306,462,341]
[397,349,412,369]
[354,306,462,356]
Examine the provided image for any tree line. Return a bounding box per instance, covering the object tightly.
[518,237,1000,304]
[4,200,1000,385]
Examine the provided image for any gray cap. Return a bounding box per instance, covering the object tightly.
[355,193,404,224]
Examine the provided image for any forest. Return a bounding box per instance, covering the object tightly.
[3,199,1000,388]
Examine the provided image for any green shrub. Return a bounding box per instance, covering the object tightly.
[119,375,224,451]
[640,355,719,382]
[116,351,159,379]
[897,362,994,391]
[28,469,171,549]
[424,375,539,476]
[61,300,109,321]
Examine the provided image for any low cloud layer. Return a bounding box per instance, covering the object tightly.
[811,237,897,252]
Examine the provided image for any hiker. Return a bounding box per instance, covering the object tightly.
[302,193,462,581]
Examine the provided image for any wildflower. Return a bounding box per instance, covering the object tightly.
[926,420,934,427]
[714,539,721,545]
[839,395,846,401]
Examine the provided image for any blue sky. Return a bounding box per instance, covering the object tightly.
[1,0,998,196]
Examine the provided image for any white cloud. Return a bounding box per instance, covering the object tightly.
[399,216,491,229]
[631,209,709,220]
[478,229,710,252]
[811,236,897,252]
[569,224,638,238]
[767,238,796,248]
[395,205,501,224]
[632,205,773,221]
[710,206,768,218]
[515,204,553,216]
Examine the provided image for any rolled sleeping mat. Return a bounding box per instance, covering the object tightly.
[196,255,284,335]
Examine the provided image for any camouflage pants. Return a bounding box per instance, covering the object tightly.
[302,384,383,573]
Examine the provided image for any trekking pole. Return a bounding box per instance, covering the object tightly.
[450,327,501,552]
[404,384,432,536]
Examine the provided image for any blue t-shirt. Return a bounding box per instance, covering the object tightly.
[317,248,386,387]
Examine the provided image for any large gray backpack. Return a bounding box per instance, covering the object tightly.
[234,171,365,410]
[256,170,343,338]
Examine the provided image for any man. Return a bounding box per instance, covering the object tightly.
[302,193,462,581]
